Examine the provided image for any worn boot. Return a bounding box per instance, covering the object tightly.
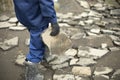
[24,60,44,80]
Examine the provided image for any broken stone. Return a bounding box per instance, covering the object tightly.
[113,41,120,46]
[71,32,86,39]
[0,15,9,22]
[94,75,109,80]
[59,23,71,27]
[76,0,90,9]
[49,55,71,65]
[57,13,73,19]
[75,76,90,80]
[80,12,88,18]
[88,10,102,17]
[109,47,120,51]
[79,21,85,26]
[101,43,108,49]
[84,20,94,25]
[78,46,109,59]
[109,35,120,41]
[64,48,77,57]
[0,37,19,50]
[90,28,101,34]
[68,21,78,26]
[15,53,25,66]
[110,9,120,16]
[0,22,16,29]
[94,3,103,8]
[41,27,72,55]
[86,31,98,36]
[70,58,79,65]
[101,29,115,35]
[52,62,69,70]
[53,74,75,80]
[94,67,113,75]
[8,17,18,23]
[9,26,26,31]
[105,0,120,8]
[72,66,91,77]
[25,38,30,46]
[111,69,120,80]
[77,58,97,66]
[113,32,120,36]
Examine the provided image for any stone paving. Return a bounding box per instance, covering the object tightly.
[0,0,120,80]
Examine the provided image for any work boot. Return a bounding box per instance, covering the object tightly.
[24,60,44,80]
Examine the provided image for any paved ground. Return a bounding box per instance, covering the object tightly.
[0,0,120,80]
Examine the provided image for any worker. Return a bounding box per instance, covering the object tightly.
[13,0,60,80]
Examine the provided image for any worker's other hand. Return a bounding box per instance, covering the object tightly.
[50,23,60,36]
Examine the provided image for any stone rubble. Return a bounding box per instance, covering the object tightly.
[0,0,120,80]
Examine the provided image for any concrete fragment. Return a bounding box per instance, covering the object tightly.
[0,37,19,50]
[77,58,97,66]
[53,74,75,80]
[72,66,91,76]
[64,48,77,57]
[0,15,9,22]
[94,75,109,80]
[15,53,25,66]
[8,17,18,23]
[41,27,72,55]
[90,28,101,34]
[78,46,109,59]
[70,58,79,65]
[111,69,120,80]
[52,62,69,70]
[76,0,90,9]
[94,67,113,75]
[0,22,16,29]
[9,26,26,31]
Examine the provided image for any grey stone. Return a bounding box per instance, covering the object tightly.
[109,35,120,41]
[101,43,108,49]
[86,31,98,36]
[70,58,79,65]
[94,67,113,75]
[9,26,26,30]
[59,23,71,27]
[57,13,73,19]
[64,48,77,57]
[52,62,69,70]
[109,47,120,51]
[84,20,94,25]
[113,41,120,46]
[94,75,109,80]
[88,10,102,17]
[72,35,114,48]
[72,66,91,77]
[75,76,90,80]
[0,22,16,29]
[15,53,25,66]
[78,46,109,59]
[25,38,30,46]
[0,15,9,22]
[110,9,120,16]
[77,58,97,66]
[68,21,78,26]
[49,55,71,65]
[76,0,90,9]
[79,12,88,18]
[53,74,75,80]
[71,32,86,39]
[111,69,120,80]
[105,0,120,8]
[101,29,115,35]
[79,21,85,26]
[90,28,101,34]
[41,27,72,55]
[0,37,19,50]
[8,17,18,23]
[94,3,103,8]
[114,32,120,36]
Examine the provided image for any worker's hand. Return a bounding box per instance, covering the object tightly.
[50,23,60,36]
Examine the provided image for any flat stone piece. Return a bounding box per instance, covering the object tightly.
[9,26,26,30]
[0,15,9,22]
[8,17,18,23]
[72,66,91,77]
[94,67,113,75]
[0,37,19,50]
[41,27,72,55]
[53,74,75,80]
[15,53,25,66]
[0,22,15,29]
[94,75,109,80]
[76,0,90,9]
[64,48,77,56]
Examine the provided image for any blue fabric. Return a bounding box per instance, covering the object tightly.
[13,0,57,29]
[26,25,48,63]
[13,0,57,63]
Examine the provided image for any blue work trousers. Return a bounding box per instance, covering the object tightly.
[26,25,48,63]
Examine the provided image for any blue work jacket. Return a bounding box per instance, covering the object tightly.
[13,0,57,29]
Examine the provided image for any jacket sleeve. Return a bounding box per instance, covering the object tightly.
[39,0,57,23]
